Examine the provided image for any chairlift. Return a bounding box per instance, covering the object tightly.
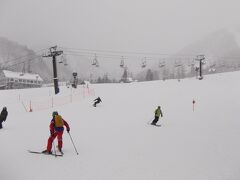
[158,60,165,68]
[120,56,124,68]
[196,54,205,60]
[95,60,99,67]
[141,58,147,68]
[92,59,97,66]
[142,61,146,68]
[63,55,68,66]
[174,60,182,67]
[20,63,25,76]
[59,55,64,64]
[202,60,207,65]
[92,54,97,66]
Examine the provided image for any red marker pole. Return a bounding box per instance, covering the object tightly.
[29,100,33,112]
[192,99,196,112]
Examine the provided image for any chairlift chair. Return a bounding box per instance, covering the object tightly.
[120,58,124,68]
[92,54,97,66]
[20,63,25,76]
[142,62,146,68]
[141,58,147,68]
[64,61,68,66]
[59,55,64,64]
[158,61,165,68]
[92,59,97,66]
[175,63,181,67]
[120,62,124,68]
[95,60,99,67]
[174,60,182,67]
[63,55,68,66]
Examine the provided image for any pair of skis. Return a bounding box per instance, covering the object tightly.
[148,122,161,127]
[28,150,63,157]
[28,132,78,157]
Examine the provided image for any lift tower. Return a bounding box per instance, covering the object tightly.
[196,55,205,80]
[43,46,63,94]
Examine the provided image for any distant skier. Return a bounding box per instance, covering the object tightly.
[0,107,8,129]
[42,111,70,154]
[151,106,163,125]
[93,97,102,107]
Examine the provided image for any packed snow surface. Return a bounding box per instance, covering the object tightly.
[1,71,240,180]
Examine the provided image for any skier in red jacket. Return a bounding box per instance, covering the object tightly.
[42,111,70,154]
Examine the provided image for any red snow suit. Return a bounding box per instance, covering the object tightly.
[46,115,70,152]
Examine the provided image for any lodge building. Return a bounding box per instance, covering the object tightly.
[0,70,43,89]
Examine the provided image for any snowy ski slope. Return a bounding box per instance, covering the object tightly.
[1,71,240,180]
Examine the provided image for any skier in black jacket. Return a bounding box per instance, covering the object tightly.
[0,107,8,129]
[93,97,102,107]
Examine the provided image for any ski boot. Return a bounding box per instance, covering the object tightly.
[57,146,64,155]
[42,150,52,154]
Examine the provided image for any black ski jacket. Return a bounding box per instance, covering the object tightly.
[0,110,8,122]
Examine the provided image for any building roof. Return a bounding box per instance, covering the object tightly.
[3,70,43,81]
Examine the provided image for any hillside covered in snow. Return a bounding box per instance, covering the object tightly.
[0,71,240,180]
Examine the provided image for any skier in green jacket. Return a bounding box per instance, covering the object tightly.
[151,106,163,125]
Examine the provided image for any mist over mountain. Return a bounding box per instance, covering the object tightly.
[135,27,240,80]
[1,26,240,83]
[0,37,72,82]
[183,28,240,67]
[178,28,240,61]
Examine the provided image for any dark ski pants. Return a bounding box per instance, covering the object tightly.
[152,116,159,125]
[94,101,100,107]
[0,120,3,129]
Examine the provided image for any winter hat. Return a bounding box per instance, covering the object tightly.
[52,111,58,117]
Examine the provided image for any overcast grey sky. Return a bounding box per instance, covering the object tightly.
[0,0,240,53]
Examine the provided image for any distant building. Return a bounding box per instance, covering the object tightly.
[0,70,43,89]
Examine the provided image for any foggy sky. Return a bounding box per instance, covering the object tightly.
[0,0,240,53]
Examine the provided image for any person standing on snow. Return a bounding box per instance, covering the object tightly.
[0,107,8,129]
[93,97,102,107]
[151,106,163,125]
[42,111,70,154]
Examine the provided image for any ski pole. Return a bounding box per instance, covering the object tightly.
[68,132,79,155]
